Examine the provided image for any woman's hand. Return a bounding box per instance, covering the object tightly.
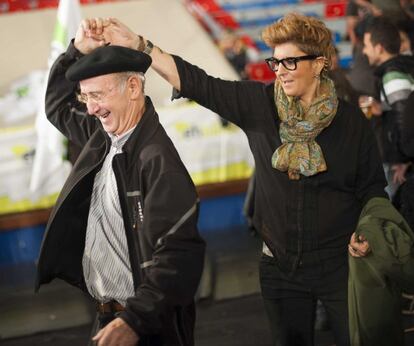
[348,232,371,257]
[91,17,181,91]
[74,18,109,54]
[101,17,141,50]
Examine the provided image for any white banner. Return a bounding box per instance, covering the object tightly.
[29,0,81,196]
[158,103,254,185]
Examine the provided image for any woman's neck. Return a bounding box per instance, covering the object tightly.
[300,78,320,109]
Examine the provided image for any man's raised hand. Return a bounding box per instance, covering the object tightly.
[74,18,110,54]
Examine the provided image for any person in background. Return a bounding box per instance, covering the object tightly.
[401,0,414,20]
[398,21,413,55]
[362,16,414,200]
[35,19,205,346]
[396,91,414,230]
[346,0,382,47]
[393,15,414,231]
[217,29,259,80]
[98,13,387,345]
[328,47,360,106]
[216,29,259,126]
[401,92,414,160]
[345,0,379,97]
[400,30,413,55]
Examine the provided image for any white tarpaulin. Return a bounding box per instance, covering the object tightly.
[0,0,80,214]
[158,102,254,185]
[30,0,81,195]
[0,71,64,215]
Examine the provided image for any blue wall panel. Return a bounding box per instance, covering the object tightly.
[0,225,45,265]
[198,193,247,233]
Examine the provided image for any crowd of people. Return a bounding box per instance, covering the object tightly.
[34,3,414,346]
[345,0,414,228]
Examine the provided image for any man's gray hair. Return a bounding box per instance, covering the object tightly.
[117,71,146,93]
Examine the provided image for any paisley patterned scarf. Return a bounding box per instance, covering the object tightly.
[272,76,338,180]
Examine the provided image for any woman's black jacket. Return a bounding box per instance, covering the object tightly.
[173,55,387,272]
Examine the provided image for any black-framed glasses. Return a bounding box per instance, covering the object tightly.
[265,55,318,72]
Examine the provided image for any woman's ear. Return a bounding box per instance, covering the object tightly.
[314,56,326,75]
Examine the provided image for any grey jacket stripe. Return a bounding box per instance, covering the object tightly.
[140,260,155,269]
[156,201,198,247]
[127,191,141,197]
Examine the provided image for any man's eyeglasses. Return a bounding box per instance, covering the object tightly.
[77,92,104,104]
[265,55,318,72]
[76,86,117,105]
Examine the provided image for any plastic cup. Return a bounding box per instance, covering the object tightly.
[359,96,374,119]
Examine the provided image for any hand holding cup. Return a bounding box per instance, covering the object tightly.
[359,95,374,119]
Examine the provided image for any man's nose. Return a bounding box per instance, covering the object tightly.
[362,45,368,55]
[86,100,100,115]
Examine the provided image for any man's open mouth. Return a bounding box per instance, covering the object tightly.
[100,111,110,119]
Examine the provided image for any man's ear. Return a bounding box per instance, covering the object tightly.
[128,76,142,100]
[373,42,384,56]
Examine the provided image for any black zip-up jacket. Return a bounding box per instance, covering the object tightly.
[374,55,414,163]
[173,55,387,272]
[35,43,205,346]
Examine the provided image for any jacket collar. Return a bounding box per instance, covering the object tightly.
[374,54,414,77]
[100,96,159,170]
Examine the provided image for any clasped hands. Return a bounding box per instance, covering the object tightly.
[74,17,140,55]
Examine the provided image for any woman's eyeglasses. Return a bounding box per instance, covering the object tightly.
[265,55,318,72]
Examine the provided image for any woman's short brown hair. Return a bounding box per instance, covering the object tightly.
[262,13,335,71]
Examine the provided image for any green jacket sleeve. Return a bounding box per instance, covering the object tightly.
[348,197,414,346]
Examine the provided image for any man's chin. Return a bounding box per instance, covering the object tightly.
[367,58,377,67]
[102,125,114,134]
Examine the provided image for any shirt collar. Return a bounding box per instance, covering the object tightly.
[109,125,137,150]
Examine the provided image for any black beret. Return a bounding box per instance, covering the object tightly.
[66,45,152,82]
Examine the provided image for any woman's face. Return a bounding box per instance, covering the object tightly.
[272,42,322,104]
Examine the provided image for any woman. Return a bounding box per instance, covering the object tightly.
[92,13,387,345]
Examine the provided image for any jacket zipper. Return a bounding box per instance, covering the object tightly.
[112,155,143,288]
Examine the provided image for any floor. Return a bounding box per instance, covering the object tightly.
[0,225,413,345]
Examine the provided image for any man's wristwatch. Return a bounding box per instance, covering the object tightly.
[143,39,154,55]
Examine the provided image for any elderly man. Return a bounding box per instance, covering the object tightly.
[35,20,205,346]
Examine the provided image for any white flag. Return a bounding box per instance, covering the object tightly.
[30,0,81,195]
